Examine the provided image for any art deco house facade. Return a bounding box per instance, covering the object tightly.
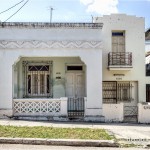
[0,14,149,123]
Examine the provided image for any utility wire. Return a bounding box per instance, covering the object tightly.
[3,0,29,22]
[0,0,24,15]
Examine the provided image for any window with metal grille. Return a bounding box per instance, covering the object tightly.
[117,83,133,102]
[103,81,133,103]
[23,61,53,98]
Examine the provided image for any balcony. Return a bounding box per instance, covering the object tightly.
[108,52,132,70]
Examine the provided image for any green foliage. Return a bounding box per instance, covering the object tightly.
[0,125,113,140]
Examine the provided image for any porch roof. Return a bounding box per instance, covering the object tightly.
[0,22,103,29]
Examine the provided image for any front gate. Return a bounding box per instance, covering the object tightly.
[124,106,138,123]
[68,97,85,118]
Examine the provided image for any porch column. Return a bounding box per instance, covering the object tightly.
[0,53,20,110]
[81,50,104,121]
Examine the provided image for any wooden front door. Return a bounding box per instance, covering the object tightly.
[66,72,85,98]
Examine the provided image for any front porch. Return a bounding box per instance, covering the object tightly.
[13,97,87,121]
[11,53,104,122]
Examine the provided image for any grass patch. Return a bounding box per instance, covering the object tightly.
[0,125,113,140]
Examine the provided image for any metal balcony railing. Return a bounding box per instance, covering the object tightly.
[108,52,132,66]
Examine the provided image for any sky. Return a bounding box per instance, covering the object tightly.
[0,0,149,29]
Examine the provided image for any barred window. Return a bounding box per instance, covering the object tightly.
[23,61,52,98]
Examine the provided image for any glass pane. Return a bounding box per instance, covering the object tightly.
[47,75,50,93]
[28,75,31,94]
[40,74,45,94]
[28,65,49,71]
[112,32,124,36]
[67,66,83,71]
[32,74,38,94]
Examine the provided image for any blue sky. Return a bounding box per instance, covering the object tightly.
[0,0,149,29]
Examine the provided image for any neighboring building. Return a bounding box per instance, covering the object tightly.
[146,29,150,76]
[145,28,150,54]
[0,14,149,123]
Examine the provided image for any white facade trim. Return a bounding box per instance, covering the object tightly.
[0,40,102,49]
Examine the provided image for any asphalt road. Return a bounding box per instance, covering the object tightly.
[0,144,147,150]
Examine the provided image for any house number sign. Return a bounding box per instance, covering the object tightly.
[143,106,150,109]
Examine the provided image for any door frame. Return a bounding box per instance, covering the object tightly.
[65,64,85,98]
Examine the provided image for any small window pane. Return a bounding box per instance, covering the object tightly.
[47,75,50,93]
[67,66,83,71]
[40,74,45,94]
[28,65,49,71]
[32,74,38,94]
[28,75,31,94]
[112,32,124,36]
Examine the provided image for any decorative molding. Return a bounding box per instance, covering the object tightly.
[0,22,103,29]
[0,40,102,49]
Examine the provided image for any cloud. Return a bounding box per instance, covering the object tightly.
[80,0,119,15]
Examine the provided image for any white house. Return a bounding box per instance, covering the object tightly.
[0,14,149,123]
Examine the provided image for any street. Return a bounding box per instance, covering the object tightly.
[0,144,147,150]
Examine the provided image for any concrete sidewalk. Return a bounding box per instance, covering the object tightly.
[0,119,150,147]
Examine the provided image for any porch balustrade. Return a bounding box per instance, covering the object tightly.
[13,98,67,117]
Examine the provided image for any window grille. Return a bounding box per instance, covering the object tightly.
[23,61,53,98]
[103,81,133,103]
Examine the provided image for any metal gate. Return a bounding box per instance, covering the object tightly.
[124,106,138,123]
[68,97,85,118]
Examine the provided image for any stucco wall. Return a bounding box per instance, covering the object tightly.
[138,103,150,123]
[0,24,103,118]
[103,103,124,122]
[94,14,145,103]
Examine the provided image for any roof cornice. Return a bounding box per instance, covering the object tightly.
[0,22,103,29]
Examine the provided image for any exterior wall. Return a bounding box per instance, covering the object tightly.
[0,23,103,119]
[94,14,145,103]
[103,103,124,122]
[138,103,150,123]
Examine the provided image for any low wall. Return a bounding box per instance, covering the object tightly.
[138,103,150,123]
[103,103,124,122]
[13,97,68,117]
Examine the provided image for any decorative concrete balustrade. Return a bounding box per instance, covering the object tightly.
[13,98,68,117]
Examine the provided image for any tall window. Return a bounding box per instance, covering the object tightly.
[112,31,125,52]
[146,84,150,102]
[23,61,52,98]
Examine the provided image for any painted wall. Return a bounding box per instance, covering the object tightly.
[138,103,150,123]
[0,24,103,119]
[94,14,145,103]
[103,103,124,122]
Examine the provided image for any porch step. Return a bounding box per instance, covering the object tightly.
[13,116,69,122]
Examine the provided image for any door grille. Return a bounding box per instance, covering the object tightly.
[68,97,84,118]
[124,106,138,123]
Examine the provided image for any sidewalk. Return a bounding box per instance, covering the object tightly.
[0,119,150,147]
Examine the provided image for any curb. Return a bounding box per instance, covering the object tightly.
[0,137,119,147]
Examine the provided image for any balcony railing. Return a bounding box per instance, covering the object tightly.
[108,52,132,67]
